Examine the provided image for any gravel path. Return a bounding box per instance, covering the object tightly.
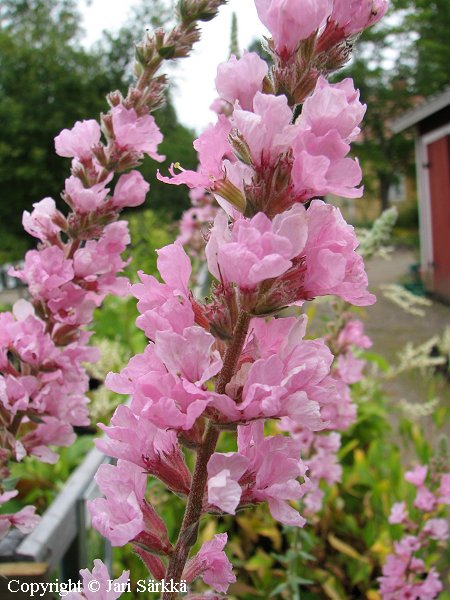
[363,249,450,441]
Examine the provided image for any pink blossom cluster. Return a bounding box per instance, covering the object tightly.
[379,465,450,599]
[87,231,370,591]
[273,317,373,516]
[160,75,368,216]
[256,0,387,60]
[0,83,164,538]
[86,2,390,595]
[333,317,373,384]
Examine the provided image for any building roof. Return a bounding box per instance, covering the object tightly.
[390,86,450,134]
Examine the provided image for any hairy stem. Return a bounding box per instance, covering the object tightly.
[162,310,251,599]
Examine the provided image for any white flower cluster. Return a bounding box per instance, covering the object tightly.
[380,283,432,317]
[357,207,398,260]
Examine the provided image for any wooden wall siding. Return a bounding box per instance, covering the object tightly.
[427,135,450,299]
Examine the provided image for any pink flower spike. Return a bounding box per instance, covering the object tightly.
[54,119,101,160]
[183,534,236,594]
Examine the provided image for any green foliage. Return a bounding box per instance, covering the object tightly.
[0,0,120,243]
[338,0,450,212]
[0,0,195,263]
[124,208,174,280]
[6,435,94,514]
[222,357,450,599]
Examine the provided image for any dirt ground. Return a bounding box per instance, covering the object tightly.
[365,249,450,362]
[364,249,450,410]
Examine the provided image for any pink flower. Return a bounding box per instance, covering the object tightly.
[88,460,147,546]
[158,116,232,189]
[438,473,450,503]
[111,105,165,161]
[405,465,428,487]
[112,171,150,208]
[237,422,309,526]
[336,352,365,384]
[183,534,236,593]
[299,77,366,143]
[10,246,74,300]
[207,453,249,514]
[423,519,449,541]
[388,501,408,525]
[155,326,222,385]
[206,206,308,290]
[212,315,332,428]
[105,344,212,435]
[66,560,130,600]
[232,93,296,167]
[255,0,331,55]
[22,198,64,242]
[54,119,101,160]
[132,242,195,340]
[292,130,363,199]
[0,503,40,539]
[337,319,372,350]
[415,569,443,599]
[20,416,76,463]
[215,52,268,110]
[301,200,375,306]
[73,222,130,289]
[330,0,388,36]
[314,377,357,431]
[96,404,191,494]
[207,423,310,527]
[414,486,436,512]
[394,535,421,558]
[305,433,342,486]
[65,175,111,213]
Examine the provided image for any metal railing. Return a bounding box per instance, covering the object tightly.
[0,446,112,595]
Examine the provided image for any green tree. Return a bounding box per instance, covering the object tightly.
[97,0,197,220]
[0,0,121,248]
[0,0,195,262]
[339,0,450,212]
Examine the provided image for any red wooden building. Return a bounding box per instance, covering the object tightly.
[392,88,450,301]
